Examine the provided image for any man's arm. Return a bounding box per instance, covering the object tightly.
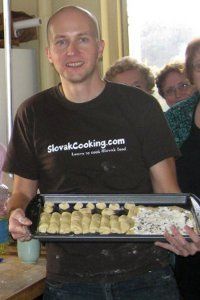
[6,175,38,241]
[149,157,181,193]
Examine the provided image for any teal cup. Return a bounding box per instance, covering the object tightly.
[17,239,40,264]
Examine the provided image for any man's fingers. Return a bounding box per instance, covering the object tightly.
[9,208,32,240]
[11,208,32,226]
[18,235,32,242]
[10,225,32,240]
[18,216,32,226]
[185,225,200,244]
[9,223,31,236]
[155,226,200,256]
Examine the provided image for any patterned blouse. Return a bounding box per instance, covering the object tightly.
[165,92,200,148]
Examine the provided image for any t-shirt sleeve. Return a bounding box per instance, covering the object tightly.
[3,103,38,180]
[137,98,180,168]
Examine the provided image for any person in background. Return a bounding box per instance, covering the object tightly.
[0,144,13,191]
[3,6,200,300]
[156,62,196,107]
[165,39,200,300]
[104,56,155,94]
[0,143,7,184]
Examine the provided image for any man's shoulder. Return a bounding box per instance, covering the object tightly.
[16,86,58,117]
[21,86,56,108]
[106,81,157,108]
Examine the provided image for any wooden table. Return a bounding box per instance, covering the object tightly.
[0,245,46,300]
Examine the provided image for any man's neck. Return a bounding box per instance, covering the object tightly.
[60,77,106,103]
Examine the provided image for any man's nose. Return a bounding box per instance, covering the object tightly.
[66,41,78,55]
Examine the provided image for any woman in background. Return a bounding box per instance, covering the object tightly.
[165,38,200,300]
[104,56,155,94]
[156,62,196,108]
[0,143,6,184]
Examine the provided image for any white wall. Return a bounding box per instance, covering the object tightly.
[0,48,39,145]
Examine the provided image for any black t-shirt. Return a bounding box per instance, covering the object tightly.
[4,82,179,283]
[176,123,200,197]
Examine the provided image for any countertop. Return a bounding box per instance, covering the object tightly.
[0,244,46,300]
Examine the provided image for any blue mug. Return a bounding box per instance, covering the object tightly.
[17,239,40,264]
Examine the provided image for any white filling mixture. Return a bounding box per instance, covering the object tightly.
[132,206,195,235]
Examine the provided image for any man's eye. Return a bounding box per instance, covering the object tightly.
[79,37,89,43]
[56,40,67,46]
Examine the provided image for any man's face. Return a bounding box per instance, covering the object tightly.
[46,9,104,84]
[162,71,195,107]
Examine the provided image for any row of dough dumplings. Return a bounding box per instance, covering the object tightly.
[38,210,135,235]
[43,201,135,214]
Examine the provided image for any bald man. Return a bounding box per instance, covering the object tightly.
[4,6,200,300]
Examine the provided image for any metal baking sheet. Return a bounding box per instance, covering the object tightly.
[25,193,200,242]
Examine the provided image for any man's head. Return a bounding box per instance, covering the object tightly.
[47,6,100,45]
[104,57,155,94]
[156,62,195,107]
[46,6,104,84]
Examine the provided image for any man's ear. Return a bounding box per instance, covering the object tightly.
[97,39,105,59]
[46,47,53,64]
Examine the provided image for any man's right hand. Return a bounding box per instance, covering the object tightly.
[9,208,32,241]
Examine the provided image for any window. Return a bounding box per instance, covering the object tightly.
[127,0,199,109]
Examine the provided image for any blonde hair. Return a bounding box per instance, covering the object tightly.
[105,56,155,93]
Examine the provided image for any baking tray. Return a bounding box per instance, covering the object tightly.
[25,193,200,242]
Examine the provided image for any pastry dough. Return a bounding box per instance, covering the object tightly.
[119,215,133,233]
[82,214,92,234]
[89,213,101,233]
[38,222,49,233]
[60,211,71,233]
[79,207,92,215]
[124,203,135,210]
[40,213,51,223]
[47,222,59,234]
[50,212,61,225]
[86,202,95,210]
[59,222,71,234]
[96,202,106,210]
[101,208,115,216]
[71,211,82,234]
[44,201,54,207]
[74,202,83,210]
[110,215,121,234]
[127,207,137,218]
[59,202,70,210]
[99,215,110,234]
[61,211,71,218]
[109,203,120,211]
[43,205,54,213]
[60,212,71,224]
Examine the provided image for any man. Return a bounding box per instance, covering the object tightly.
[105,56,155,94]
[4,6,200,300]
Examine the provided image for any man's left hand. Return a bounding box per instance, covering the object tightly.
[155,225,200,256]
